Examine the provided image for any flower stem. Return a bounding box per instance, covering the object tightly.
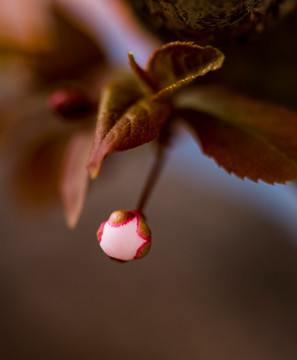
[137,144,167,213]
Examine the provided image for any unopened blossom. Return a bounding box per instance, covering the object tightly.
[97,210,151,262]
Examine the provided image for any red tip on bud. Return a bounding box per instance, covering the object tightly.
[48,87,94,120]
[97,210,151,262]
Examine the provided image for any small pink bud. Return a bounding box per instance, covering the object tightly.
[97,210,151,262]
[48,87,94,120]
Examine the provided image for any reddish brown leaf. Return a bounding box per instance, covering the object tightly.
[96,98,171,152]
[87,96,172,179]
[87,42,223,179]
[92,77,143,140]
[128,52,157,92]
[146,42,224,99]
[87,76,172,178]
[60,130,93,229]
[178,86,297,184]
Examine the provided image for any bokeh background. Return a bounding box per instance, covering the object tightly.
[1,1,297,359]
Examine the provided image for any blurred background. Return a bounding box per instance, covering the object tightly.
[1,1,297,359]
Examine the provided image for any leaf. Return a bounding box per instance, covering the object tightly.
[60,130,93,229]
[146,42,224,99]
[87,42,223,179]
[128,52,157,93]
[178,85,297,184]
[87,96,172,178]
[87,77,172,178]
[91,77,144,144]
[87,77,142,177]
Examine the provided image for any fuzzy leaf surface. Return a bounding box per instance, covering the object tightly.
[87,77,172,178]
[179,86,297,184]
[146,42,224,98]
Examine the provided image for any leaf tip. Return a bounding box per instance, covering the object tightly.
[66,215,78,230]
[90,170,100,180]
[86,162,100,180]
[128,51,135,65]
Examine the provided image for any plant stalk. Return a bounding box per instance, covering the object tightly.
[137,144,167,213]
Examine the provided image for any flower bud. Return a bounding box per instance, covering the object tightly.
[97,210,151,262]
[48,87,93,120]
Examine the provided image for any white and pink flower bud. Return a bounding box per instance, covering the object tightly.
[97,210,151,262]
